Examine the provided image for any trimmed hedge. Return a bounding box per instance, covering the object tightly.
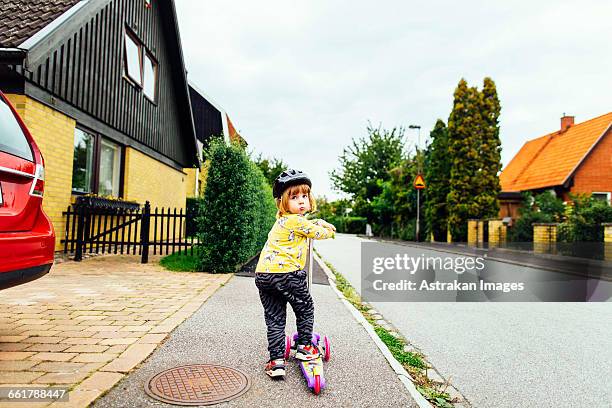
[326,216,368,234]
[196,140,276,273]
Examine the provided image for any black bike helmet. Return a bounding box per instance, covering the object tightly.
[272,169,312,199]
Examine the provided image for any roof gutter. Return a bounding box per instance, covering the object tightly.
[0,48,27,64]
[562,121,612,187]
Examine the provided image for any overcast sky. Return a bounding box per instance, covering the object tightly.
[175,0,611,199]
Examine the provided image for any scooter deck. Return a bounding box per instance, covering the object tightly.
[298,357,326,389]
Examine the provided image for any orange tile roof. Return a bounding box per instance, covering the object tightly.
[500,112,612,191]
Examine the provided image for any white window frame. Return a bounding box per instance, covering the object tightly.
[592,192,611,204]
[124,29,143,86]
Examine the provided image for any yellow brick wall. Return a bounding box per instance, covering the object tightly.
[6,95,76,251]
[123,147,187,211]
[488,220,507,245]
[184,168,198,198]
[467,220,485,244]
[533,224,557,244]
[604,225,612,243]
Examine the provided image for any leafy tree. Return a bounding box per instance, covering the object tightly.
[424,120,450,241]
[253,154,288,187]
[371,157,420,238]
[330,123,405,222]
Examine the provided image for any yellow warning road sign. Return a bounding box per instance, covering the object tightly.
[413,174,426,189]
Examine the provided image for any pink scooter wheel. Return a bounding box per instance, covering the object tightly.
[284,335,292,360]
[323,336,331,361]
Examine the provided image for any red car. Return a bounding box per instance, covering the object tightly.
[0,90,54,289]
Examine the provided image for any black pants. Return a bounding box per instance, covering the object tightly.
[255,270,314,360]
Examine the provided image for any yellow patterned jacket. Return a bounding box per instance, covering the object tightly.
[255,214,335,273]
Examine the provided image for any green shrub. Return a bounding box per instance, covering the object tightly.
[508,191,564,242]
[344,216,367,234]
[558,195,612,242]
[196,140,276,273]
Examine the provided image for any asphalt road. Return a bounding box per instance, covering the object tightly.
[315,234,612,408]
[94,275,418,408]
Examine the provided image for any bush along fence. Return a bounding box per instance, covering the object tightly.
[465,219,612,260]
[62,196,196,263]
[196,139,276,273]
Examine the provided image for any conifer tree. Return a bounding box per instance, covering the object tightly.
[446,78,502,241]
[424,120,451,241]
[476,77,502,218]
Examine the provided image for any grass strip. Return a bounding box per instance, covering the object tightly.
[160,248,201,272]
[321,257,454,408]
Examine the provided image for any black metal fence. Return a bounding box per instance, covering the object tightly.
[62,197,196,263]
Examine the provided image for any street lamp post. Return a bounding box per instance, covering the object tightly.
[409,124,421,242]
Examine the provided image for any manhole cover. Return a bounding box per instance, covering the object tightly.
[145,364,251,406]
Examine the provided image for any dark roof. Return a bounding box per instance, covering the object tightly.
[0,0,80,48]
[189,85,223,144]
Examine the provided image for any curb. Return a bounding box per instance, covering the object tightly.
[313,252,433,408]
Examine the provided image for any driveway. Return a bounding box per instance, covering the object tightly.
[0,255,230,407]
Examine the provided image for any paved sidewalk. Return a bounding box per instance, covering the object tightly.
[95,275,418,407]
[0,256,230,408]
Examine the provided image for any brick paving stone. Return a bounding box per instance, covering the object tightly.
[0,371,44,383]
[104,345,128,354]
[16,319,50,325]
[73,314,105,320]
[22,337,65,344]
[25,344,71,352]
[56,331,94,338]
[51,325,86,332]
[47,389,101,408]
[16,325,55,332]
[60,338,100,345]
[98,338,138,346]
[0,343,31,351]
[135,334,167,344]
[0,360,38,370]
[29,352,78,362]
[100,343,156,373]
[0,336,27,343]
[20,330,61,337]
[0,352,35,360]
[72,354,117,363]
[82,326,119,332]
[64,345,108,353]
[32,362,85,372]
[78,372,123,391]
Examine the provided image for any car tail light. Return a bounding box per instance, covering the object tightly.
[29,164,44,197]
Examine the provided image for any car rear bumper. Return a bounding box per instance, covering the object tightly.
[0,209,55,274]
[0,263,52,290]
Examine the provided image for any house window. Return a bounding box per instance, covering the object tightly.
[123,28,157,102]
[143,52,157,100]
[592,192,611,204]
[72,128,95,193]
[124,31,142,85]
[72,128,123,197]
[98,139,121,197]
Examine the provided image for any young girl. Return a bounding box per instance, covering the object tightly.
[255,169,336,378]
